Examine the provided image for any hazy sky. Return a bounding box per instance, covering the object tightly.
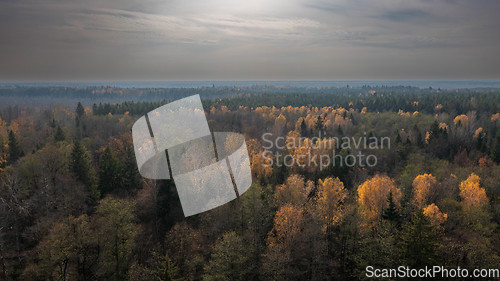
[1,0,499,81]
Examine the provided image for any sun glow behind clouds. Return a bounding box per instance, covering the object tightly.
[165,0,299,16]
[220,0,294,14]
[0,0,499,80]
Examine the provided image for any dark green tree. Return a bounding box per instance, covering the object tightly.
[54,125,66,142]
[300,119,308,137]
[7,130,24,164]
[314,115,324,136]
[476,131,486,152]
[98,146,123,195]
[70,140,99,200]
[395,133,402,144]
[426,121,449,159]
[413,125,424,148]
[382,192,400,223]
[76,102,85,118]
[75,102,85,129]
[405,136,411,146]
[490,136,500,163]
[399,212,440,267]
[122,147,140,191]
[49,118,56,128]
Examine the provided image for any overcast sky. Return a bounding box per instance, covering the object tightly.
[0,0,499,81]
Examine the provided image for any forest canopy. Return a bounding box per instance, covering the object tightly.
[0,85,499,280]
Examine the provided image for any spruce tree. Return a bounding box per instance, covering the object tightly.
[414,125,424,148]
[491,136,500,163]
[54,125,66,142]
[76,102,85,118]
[395,133,402,144]
[98,146,123,195]
[70,140,99,200]
[75,102,85,129]
[429,120,440,143]
[300,119,308,137]
[122,147,140,191]
[382,192,399,223]
[314,115,324,136]
[399,212,440,267]
[7,130,24,164]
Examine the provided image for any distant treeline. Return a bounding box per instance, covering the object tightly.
[86,86,500,117]
[1,85,499,117]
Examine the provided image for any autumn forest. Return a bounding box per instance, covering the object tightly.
[0,85,499,280]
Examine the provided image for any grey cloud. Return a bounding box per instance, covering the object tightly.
[0,0,499,80]
[303,2,347,13]
[379,8,431,22]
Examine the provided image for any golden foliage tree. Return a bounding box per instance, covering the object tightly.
[423,203,448,226]
[273,113,287,137]
[357,175,402,225]
[491,113,500,122]
[263,204,305,280]
[459,173,489,212]
[267,204,304,248]
[454,114,469,127]
[312,177,348,230]
[275,174,314,206]
[246,139,273,180]
[412,173,438,208]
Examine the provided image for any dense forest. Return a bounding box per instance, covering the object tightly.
[0,86,499,280]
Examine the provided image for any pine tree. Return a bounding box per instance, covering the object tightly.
[7,130,24,164]
[54,125,66,142]
[70,140,99,200]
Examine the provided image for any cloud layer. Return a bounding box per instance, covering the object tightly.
[0,0,499,80]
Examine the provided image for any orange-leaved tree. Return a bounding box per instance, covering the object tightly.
[275,174,314,207]
[412,173,438,208]
[422,203,448,226]
[358,174,402,227]
[312,177,348,231]
[263,204,305,280]
[459,173,489,226]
